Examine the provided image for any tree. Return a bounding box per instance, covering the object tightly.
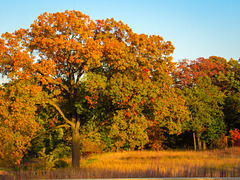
[0,10,188,168]
[173,56,229,89]
[226,58,240,83]
[222,59,240,130]
[0,80,43,166]
[173,57,232,150]
[224,91,240,130]
[182,76,225,150]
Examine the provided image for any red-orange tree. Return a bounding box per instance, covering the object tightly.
[173,56,229,88]
[0,10,189,168]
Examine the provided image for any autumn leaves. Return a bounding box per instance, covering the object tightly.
[0,10,239,168]
[0,10,188,167]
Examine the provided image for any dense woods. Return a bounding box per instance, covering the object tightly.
[0,10,240,169]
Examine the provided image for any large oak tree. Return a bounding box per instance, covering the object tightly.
[0,10,189,168]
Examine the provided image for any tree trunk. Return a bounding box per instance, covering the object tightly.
[193,132,197,151]
[197,136,202,150]
[203,141,206,150]
[72,125,81,169]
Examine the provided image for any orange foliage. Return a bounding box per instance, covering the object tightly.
[0,10,185,167]
[0,81,43,166]
[230,129,240,147]
[173,56,229,88]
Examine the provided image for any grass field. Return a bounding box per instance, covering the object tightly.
[3,147,240,179]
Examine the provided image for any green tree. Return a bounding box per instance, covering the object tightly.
[221,59,240,130]
[78,70,189,151]
[224,92,240,130]
[182,76,225,150]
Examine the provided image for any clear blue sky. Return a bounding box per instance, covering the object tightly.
[0,0,239,62]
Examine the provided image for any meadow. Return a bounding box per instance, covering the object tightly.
[2,147,240,179]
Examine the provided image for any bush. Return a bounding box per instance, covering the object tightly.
[147,124,165,151]
[230,129,240,147]
[36,148,57,170]
[54,159,68,168]
[211,133,228,149]
[81,139,106,154]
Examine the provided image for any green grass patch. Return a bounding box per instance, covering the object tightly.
[85,158,98,164]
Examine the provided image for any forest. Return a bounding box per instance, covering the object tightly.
[0,10,240,172]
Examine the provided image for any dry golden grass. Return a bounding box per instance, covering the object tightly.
[7,147,240,179]
[77,147,240,178]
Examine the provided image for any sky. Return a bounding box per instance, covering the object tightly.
[0,0,239,62]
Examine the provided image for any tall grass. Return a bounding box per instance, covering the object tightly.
[3,147,240,179]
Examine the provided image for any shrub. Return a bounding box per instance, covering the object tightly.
[211,133,228,149]
[229,129,240,147]
[36,148,57,171]
[81,139,106,154]
[147,124,165,151]
[54,159,68,168]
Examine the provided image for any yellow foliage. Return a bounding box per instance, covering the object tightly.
[0,81,44,166]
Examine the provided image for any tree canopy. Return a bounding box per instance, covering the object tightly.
[0,10,190,168]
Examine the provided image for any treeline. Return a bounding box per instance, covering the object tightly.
[173,56,240,150]
[0,10,240,169]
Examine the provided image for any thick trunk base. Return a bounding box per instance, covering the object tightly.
[72,128,80,169]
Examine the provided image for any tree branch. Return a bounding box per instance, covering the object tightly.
[87,121,105,138]
[32,124,70,139]
[48,100,75,127]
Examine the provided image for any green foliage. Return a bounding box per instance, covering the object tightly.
[36,148,57,171]
[224,92,240,129]
[182,76,226,147]
[54,159,68,168]
[109,110,149,150]
[28,126,71,160]
[106,72,189,150]
[74,69,189,151]
[36,145,69,170]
